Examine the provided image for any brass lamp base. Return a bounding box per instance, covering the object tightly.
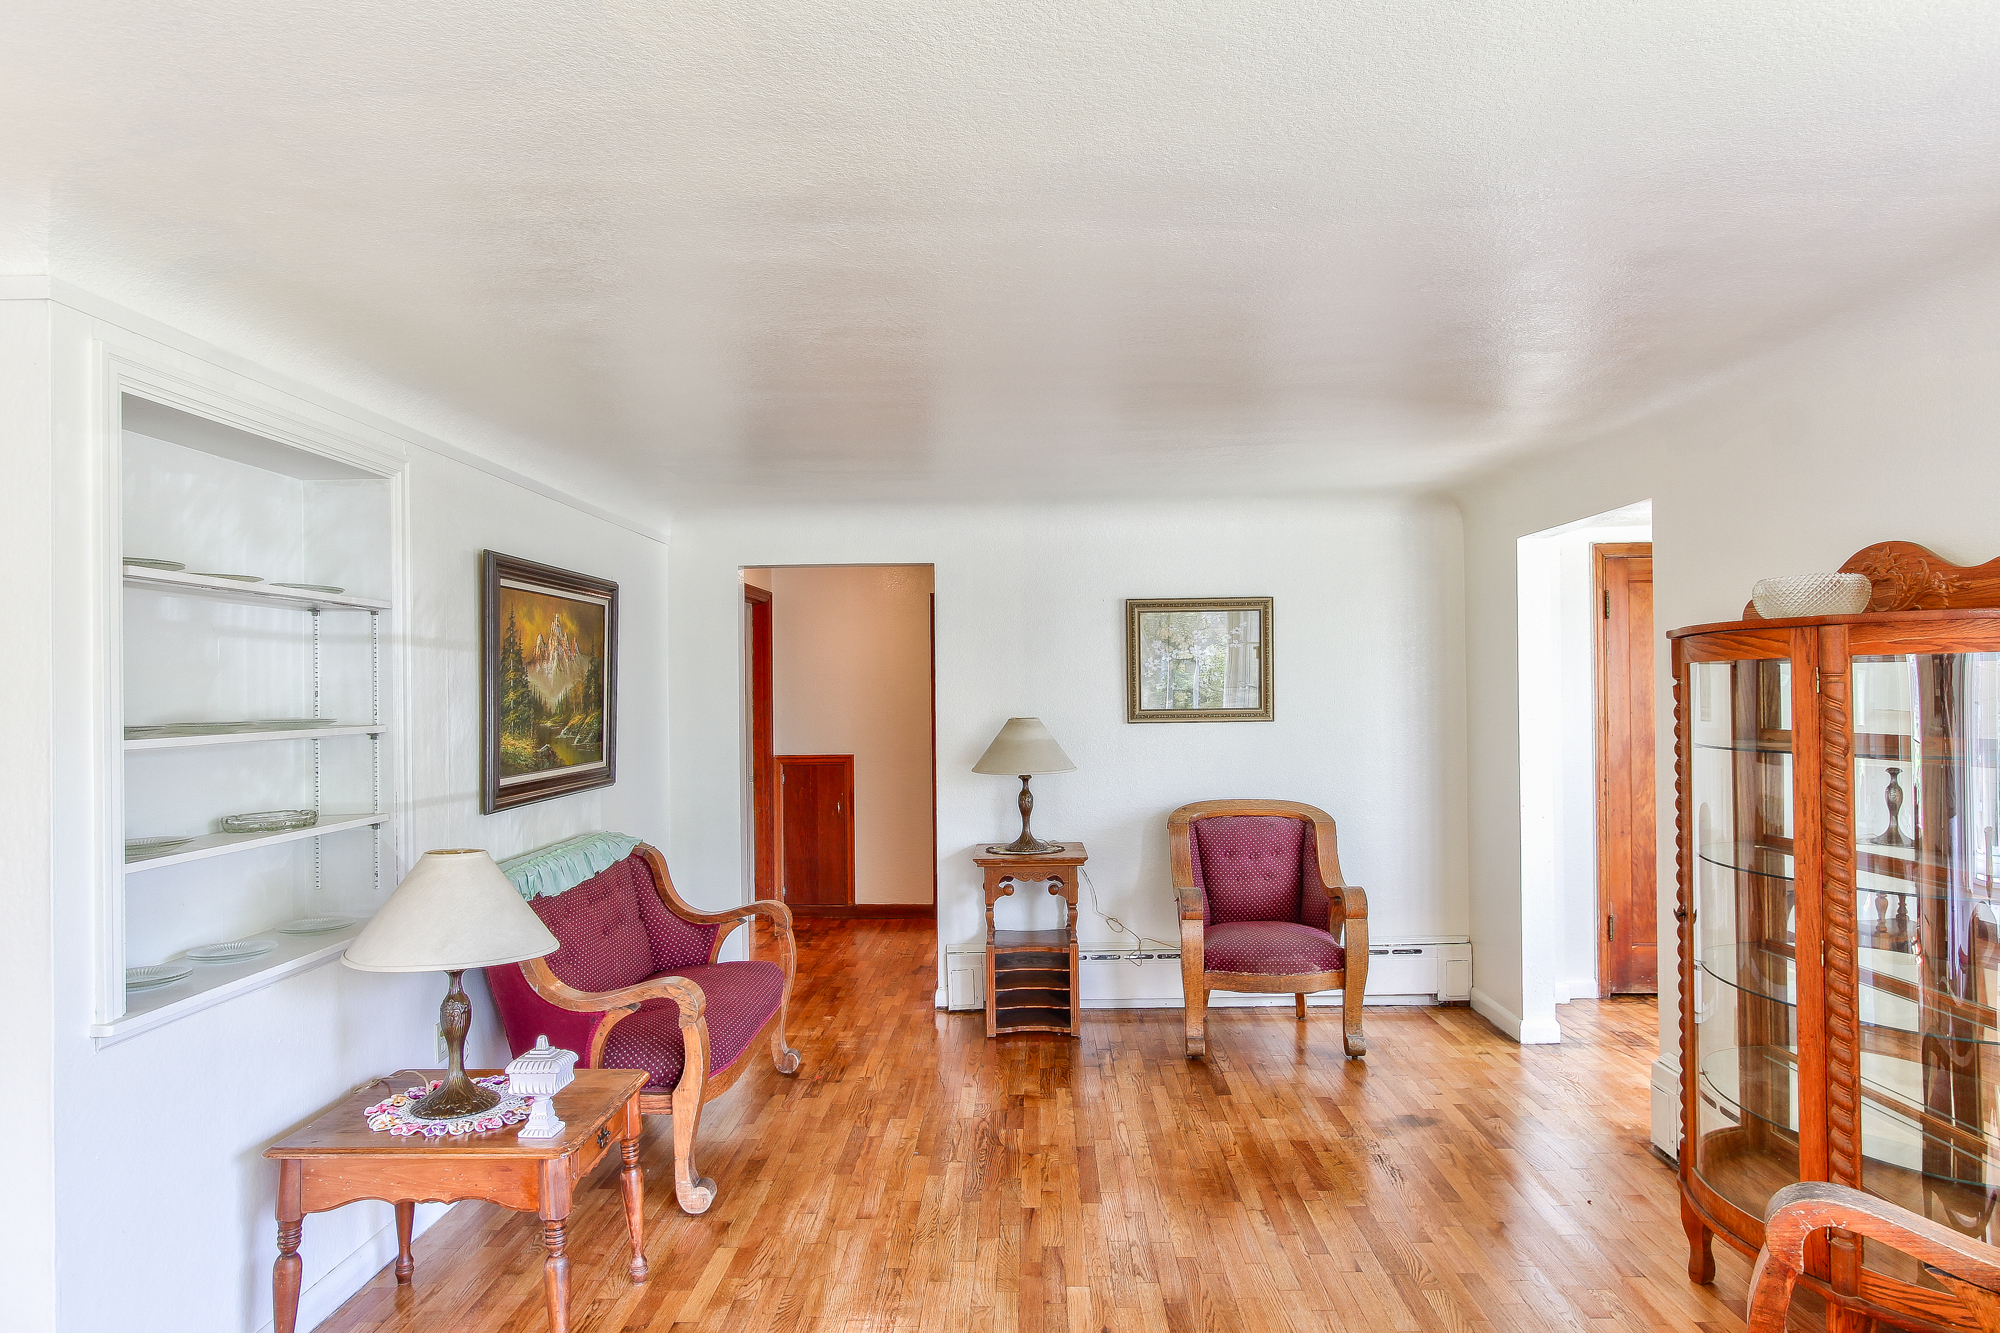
[406,968,502,1121]
[408,1070,501,1120]
[983,775,1063,857]
[986,833,1065,856]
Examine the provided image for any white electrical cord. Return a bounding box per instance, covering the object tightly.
[1078,865,1179,959]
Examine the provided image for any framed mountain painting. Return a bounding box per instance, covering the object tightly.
[481,551,619,812]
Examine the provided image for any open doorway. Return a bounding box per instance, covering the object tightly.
[742,565,936,918]
[1517,501,1655,1023]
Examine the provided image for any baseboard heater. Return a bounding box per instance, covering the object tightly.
[944,942,1471,1012]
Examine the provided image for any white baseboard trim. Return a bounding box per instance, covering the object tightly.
[1470,986,1562,1044]
[1082,993,1438,1009]
[254,1202,451,1333]
[1650,1056,1681,1159]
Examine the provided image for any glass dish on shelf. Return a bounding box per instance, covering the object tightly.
[186,571,263,582]
[219,809,318,833]
[125,963,193,990]
[186,939,276,963]
[122,557,184,571]
[270,582,345,593]
[126,719,343,739]
[276,916,357,934]
[125,835,192,857]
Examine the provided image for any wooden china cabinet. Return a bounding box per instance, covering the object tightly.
[1674,543,2000,1332]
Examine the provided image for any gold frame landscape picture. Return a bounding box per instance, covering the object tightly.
[1125,596,1274,723]
[481,551,618,812]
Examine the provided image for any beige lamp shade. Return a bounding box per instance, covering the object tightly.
[973,717,1077,776]
[343,848,559,972]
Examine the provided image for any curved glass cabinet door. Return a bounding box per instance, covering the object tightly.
[1689,654,1801,1221]
[1848,651,2000,1277]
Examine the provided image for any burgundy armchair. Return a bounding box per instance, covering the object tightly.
[1171,800,1369,1059]
[486,843,800,1215]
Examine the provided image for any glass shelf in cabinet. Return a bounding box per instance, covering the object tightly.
[1700,943,2000,1048]
[1697,1045,1803,1136]
[1852,1048,2000,1189]
[1697,841,1797,881]
[1701,839,2000,897]
[1700,943,1800,1008]
[1693,738,1795,756]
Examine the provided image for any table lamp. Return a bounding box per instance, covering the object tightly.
[344,848,560,1120]
[973,717,1076,855]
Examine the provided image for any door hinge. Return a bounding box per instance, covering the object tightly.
[1606,913,1616,942]
[1603,590,1611,620]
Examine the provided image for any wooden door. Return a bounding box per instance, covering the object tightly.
[745,586,776,899]
[1596,543,1657,994]
[778,754,855,906]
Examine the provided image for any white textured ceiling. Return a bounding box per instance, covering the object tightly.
[7,2,2000,516]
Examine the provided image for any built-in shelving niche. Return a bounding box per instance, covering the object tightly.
[96,394,399,1042]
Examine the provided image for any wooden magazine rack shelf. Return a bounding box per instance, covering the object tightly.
[975,843,1085,1037]
[1674,542,2000,1333]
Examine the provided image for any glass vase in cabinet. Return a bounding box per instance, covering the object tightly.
[1674,606,2000,1333]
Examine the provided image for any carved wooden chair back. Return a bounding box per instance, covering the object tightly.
[1747,1182,2000,1333]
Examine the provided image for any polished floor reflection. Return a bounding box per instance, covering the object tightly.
[319,919,1755,1333]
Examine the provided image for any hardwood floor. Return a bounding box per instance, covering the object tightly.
[318,919,1764,1333]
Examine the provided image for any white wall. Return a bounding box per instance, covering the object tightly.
[0,294,59,1332]
[762,565,934,906]
[23,292,670,1333]
[1451,244,2000,1147]
[673,497,1469,996]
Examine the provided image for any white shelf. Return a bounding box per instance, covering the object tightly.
[91,923,366,1045]
[125,812,387,872]
[124,724,386,751]
[123,565,390,612]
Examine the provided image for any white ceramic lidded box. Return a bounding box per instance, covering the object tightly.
[505,1036,578,1139]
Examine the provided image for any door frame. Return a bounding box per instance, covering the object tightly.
[1594,541,1656,994]
[776,753,857,912]
[745,586,776,900]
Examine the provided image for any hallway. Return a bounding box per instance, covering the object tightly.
[319,920,1755,1332]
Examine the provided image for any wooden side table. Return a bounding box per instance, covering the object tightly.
[264,1067,650,1333]
[974,841,1086,1037]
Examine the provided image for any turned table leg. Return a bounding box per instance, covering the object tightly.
[274,1159,304,1333]
[621,1096,649,1281]
[394,1201,415,1282]
[542,1218,571,1333]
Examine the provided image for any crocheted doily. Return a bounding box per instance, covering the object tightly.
[364,1075,530,1137]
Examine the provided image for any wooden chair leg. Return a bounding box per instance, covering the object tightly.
[1181,922,1207,1059]
[1185,982,1208,1058]
[769,999,802,1075]
[1341,925,1369,1058]
[1294,993,1307,1019]
[669,1022,718,1215]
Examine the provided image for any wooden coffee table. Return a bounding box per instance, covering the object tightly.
[264,1067,650,1333]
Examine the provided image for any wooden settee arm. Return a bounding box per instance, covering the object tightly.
[694,898,797,969]
[1749,1182,2000,1333]
[517,956,707,1068]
